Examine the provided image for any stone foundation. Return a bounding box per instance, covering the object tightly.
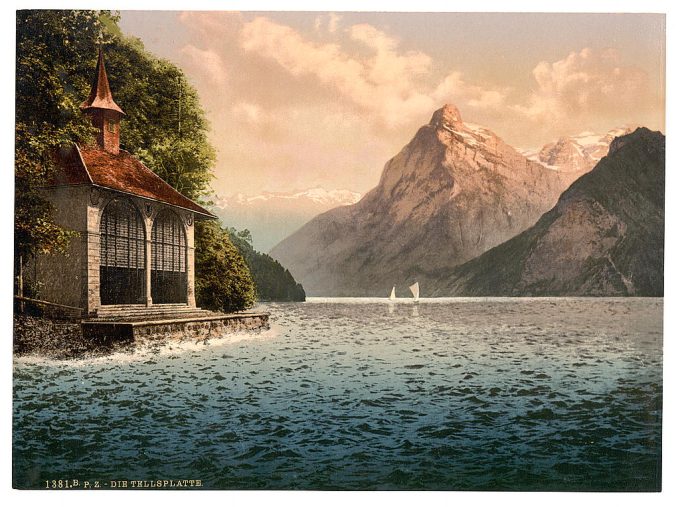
[14,310,270,359]
[81,313,269,345]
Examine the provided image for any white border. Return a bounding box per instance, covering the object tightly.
[2,2,677,507]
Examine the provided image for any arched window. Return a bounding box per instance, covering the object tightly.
[99,199,146,305]
[151,210,187,304]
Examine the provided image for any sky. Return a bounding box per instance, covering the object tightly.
[1,5,679,500]
[118,11,665,198]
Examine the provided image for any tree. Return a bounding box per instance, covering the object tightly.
[16,10,216,255]
[15,10,254,311]
[100,36,215,200]
[228,228,306,302]
[194,221,256,312]
[15,10,107,294]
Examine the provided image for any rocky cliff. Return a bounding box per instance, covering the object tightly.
[270,104,581,296]
[431,128,664,296]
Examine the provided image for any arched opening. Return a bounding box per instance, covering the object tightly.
[99,199,146,305]
[151,210,187,304]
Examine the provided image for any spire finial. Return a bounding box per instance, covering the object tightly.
[81,46,125,154]
[80,47,125,115]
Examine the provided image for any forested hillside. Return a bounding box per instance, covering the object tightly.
[229,230,306,302]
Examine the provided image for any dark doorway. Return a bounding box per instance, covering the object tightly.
[151,210,187,304]
[99,199,146,305]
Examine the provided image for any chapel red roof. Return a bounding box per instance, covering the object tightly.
[80,48,125,115]
[51,144,215,218]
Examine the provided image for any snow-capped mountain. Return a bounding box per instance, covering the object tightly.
[211,188,361,252]
[434,128,664,296]
[525,126,638,173]
[214,188,361,209]
[271,104,580,296]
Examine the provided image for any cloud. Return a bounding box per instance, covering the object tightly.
[515,47,649,122]
[348,24,431,87]
[238,16,507,129]
[179,11,243,39]
[169,11,663,197]
[180,45,228,84]
[241,16,426,127]
[314,13,342,34]
[434,71,509,111]
[232,101,262,124]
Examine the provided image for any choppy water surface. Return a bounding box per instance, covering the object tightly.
[13,298,662,490]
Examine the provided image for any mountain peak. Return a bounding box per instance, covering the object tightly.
[429,104,463,129]
[437,127,665,297]
[534,125,639,173]
[607,127,658,157]
[271,104,571,296]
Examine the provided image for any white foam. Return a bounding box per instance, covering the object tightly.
[13,325,280,367]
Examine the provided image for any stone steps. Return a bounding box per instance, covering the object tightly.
[92,304,215,322]
[89,312,217,322]
[96,303,191,312]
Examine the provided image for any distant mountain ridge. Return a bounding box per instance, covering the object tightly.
[271,104,585,296]
[214,188,361,208]
[431,128,664,296]
[523,126,637,174]
[212,187,361,252]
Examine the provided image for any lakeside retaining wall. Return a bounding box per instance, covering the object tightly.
[14,312,270,358]
[82,313,270,345]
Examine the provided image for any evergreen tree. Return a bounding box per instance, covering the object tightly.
[195,222,256,312]
[228,229,306,302]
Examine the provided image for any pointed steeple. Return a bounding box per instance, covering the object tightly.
[81,48,124,154]
[81,47,125,115]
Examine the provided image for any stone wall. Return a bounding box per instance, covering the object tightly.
[16,313,270,359]
[134,314,269,342]
[82,313,270,345]
[28,186,89,309]
[31,185,201,315]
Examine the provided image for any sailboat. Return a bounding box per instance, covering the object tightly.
[409,282,420,302]
[389,286,396,301]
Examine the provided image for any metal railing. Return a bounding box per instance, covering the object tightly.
[13,296,84,321]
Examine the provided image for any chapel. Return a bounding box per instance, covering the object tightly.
[31,49,216,318]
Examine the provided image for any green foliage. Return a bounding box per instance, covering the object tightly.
[15,10,104,261]
[194,221,256,312]
[228,229,306,302]
[16,10,215,257]
[16,10,255,308]
[15,10,261,310]
[102,38,215,200]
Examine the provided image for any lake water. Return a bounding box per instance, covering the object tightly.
[13,298,663,490]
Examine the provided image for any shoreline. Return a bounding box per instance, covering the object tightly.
[13,312,270,360]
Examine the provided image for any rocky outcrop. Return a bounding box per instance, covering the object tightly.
[270,105,581,296]
[431,128,664,296]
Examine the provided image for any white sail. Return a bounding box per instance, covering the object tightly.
[389,286,396,300]
[409,282,420,302]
